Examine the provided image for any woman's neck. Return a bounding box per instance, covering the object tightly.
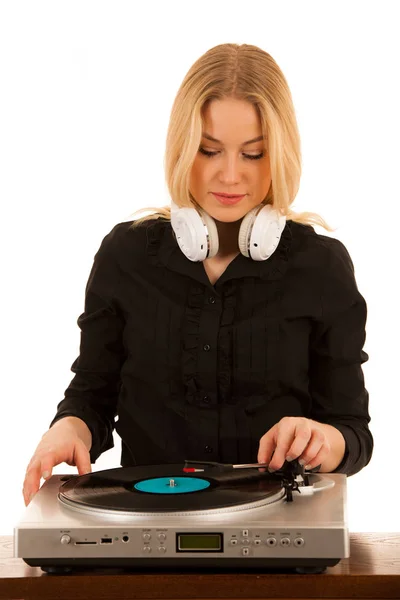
[212,218,243,259]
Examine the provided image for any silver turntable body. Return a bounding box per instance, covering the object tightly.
[14,472,349,572]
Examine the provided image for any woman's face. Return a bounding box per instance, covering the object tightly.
[189,97,271,223]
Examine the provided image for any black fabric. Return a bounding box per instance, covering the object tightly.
[49,218,373,477]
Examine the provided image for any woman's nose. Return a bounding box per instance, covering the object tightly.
[219,155,242,184]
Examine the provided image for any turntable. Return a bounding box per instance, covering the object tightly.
[14,459,349,574]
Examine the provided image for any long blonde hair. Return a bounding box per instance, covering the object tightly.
[129,43,333,231]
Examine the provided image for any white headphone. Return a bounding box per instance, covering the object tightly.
[170,199,286,262]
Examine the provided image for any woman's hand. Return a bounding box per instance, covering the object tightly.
[257,416,332,472]
[22,417,92,507]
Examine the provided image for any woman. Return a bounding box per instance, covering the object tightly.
[23,43,373,506]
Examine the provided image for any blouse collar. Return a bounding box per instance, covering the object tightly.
[146,218,293,289]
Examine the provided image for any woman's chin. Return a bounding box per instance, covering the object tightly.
[200,201,245,220]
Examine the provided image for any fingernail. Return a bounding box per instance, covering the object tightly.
[268,467,276,473]
[285,456,293,462]
[42,471,50,479]
[298,459,306,466]
[305,464,312,470]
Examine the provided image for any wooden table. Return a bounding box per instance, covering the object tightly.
[0,533,399,599]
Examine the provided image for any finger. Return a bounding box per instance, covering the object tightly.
[269,420,311,472]
[296,428,326,466]
[23,458,43,506]
[285,421,315,462]
[299,438,331,470]
[75,440,92,476]
[257,450,275,473]
[23,451,58,506]
[257,429,276,466]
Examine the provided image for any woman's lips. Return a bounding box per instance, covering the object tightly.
[211,192,246,205]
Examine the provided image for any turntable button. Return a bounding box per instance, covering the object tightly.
[230,539,238,546]
[142,533,151,542]
[241,547,250,556]
[241,538,250,545]
[242,530,249,537]
[254,539,261,545]
[158,546,167,553]
[143,546,152,553]
[60,534,71,545]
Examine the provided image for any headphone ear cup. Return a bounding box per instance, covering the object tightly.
[200,210,219,258]
[170,206,219,261]
[238,207,259,258]
[239,205,286,261]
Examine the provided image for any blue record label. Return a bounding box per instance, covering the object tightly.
[134,476,211,494]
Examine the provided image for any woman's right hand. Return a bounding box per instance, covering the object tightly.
[22,417,92,506]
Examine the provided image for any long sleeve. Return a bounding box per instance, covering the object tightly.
[49,227,126,463]
[308,238,373,476]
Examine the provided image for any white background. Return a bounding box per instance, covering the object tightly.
[1,0,399,536]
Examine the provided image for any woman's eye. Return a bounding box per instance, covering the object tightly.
[198,147,264,161]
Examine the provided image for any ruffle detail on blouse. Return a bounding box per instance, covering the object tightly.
[181,284,204,403]
[217,279,237,403]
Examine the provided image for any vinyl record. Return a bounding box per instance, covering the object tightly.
[58,464,284,514]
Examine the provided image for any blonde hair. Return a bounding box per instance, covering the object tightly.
[129,43,333,232]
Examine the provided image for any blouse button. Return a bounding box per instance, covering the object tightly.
[203,344,211,351]
[203,396,210,404]
[204,445,213,453]
[208,296,216,304]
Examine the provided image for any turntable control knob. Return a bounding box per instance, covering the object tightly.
[158,533,167,541]
[142,533,151,542]
[60,534,71,545]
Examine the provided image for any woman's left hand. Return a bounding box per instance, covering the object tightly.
[257,416,331,471]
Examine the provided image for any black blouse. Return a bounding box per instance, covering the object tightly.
[50,218,373,477]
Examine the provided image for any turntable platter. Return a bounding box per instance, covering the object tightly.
[58,464,285,515]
